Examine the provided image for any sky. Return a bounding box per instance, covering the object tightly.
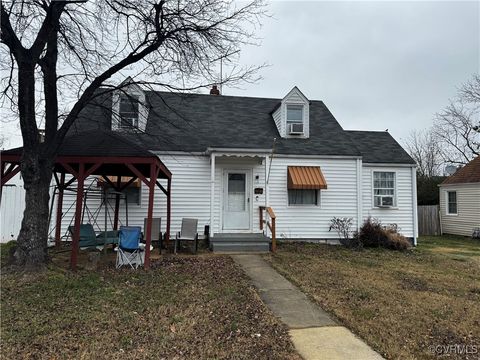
[1,0,478,149]
[225,0,480,145]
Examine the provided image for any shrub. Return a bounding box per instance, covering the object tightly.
[358,217,410,251]
[329,217,362,249]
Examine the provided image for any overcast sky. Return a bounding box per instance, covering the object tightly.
[1,1,478,149]
[226,0,479,145]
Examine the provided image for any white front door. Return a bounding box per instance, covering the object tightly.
[223,171,251,230]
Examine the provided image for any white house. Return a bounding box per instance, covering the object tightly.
[439,156,480,237]
[56,83,418,250]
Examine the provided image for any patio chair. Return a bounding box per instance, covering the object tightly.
[174,218,199,254]
[68,224,119,249]
[144,217,162,247]
[116,226,144,269]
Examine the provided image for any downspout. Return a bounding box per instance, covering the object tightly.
[356,158,363,232]
[411,166,418,246]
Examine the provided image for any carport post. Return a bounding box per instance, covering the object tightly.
[144,163,156,269]
[54,172,65,248]
[113,176,121,230]
[166,176,171,245]
[71,163,85,270]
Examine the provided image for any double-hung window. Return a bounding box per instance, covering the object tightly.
[373,171,395,207]
[119,94,140,129]
[446,191,457,215]
[286,105,304,134]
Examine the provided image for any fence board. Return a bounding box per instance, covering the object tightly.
[417,205,440,236]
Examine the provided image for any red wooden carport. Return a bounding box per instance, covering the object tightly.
[0,130,172,270]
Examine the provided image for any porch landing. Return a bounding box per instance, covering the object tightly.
[210,233,270,253]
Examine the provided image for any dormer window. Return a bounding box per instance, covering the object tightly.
[112,78,149,132]
[272,87,310,138]
[119,94,140,129]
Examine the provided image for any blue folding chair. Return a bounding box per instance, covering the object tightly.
[116,226,144,269]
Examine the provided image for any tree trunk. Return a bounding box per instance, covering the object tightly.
[11,59,54,271]
[12,154,54,270]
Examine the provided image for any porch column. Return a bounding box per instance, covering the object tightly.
[113,176,121,230]
[166,176,171,246]
[54,172,65,248]
[144,164,156,270]
[209,153,216,237]
[71,163,85,270]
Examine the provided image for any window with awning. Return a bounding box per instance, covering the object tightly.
[287,166,327,206]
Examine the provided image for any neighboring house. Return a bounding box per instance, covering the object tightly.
[439,156,480,237]
[58,82,418,247]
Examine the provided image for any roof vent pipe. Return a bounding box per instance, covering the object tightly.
[210,85,220,95]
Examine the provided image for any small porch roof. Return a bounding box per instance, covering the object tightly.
[1,130,172,270]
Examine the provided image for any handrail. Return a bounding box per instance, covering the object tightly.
[259,206,277,252]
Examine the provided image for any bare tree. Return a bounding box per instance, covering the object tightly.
[433,75,480,165]
[0,0,266,270]
[404,128,442,177]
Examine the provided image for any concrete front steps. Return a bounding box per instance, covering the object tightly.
[210,233,270,253]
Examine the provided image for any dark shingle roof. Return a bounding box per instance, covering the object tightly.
[70,90,414,164]
[345,130,415,164]
[3,130,156,158]
[441,156,480,185]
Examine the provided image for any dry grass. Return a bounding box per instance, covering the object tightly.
[264,235,480,360]
[1,249,300,360]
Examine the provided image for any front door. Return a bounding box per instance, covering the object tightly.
[223,171,250,230]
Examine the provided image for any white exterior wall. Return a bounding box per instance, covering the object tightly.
[1,175,26,242]
[272,107,283,136]
[439,183,480,236]
[54,154,416,241]
[268,157,359,239]
[361,165,415,238]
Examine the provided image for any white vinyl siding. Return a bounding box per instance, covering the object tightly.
[272,106,283,136]
[54,154,416,241]
[362,166,415,237]
[0,176,27,242]
[439,184,480,236]
[268,157,358,239]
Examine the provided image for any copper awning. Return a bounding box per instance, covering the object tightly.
[287,166,327,190]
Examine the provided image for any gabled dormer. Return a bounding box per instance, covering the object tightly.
[272,86,310,138]
[111,77,149,132]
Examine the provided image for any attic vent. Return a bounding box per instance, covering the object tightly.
[288,123,304,135]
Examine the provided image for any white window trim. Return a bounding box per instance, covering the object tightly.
[445,190,458,216]
[371,170,397,209]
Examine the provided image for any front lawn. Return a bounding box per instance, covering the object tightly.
[1,250,300,359]
[264,235,480,359]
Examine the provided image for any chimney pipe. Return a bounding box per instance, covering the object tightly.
[210,85,220,95]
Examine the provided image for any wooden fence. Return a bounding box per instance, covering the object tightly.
[417,205,441,236]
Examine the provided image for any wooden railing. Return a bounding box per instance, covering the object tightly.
[259,206,277,252]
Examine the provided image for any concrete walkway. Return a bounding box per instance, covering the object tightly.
[231,254,384,360]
